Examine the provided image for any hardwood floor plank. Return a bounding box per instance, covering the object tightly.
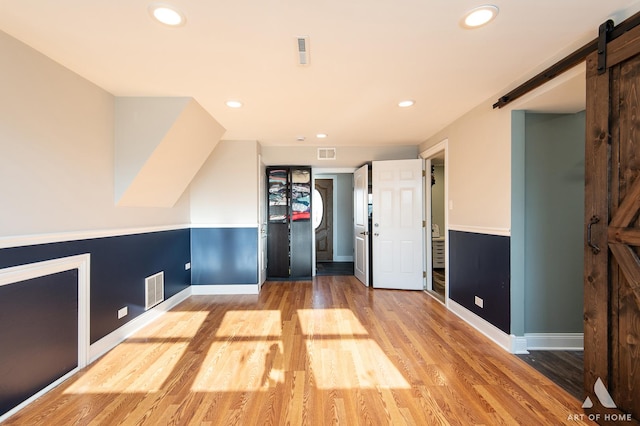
[3,277,595,425]
[516,350,584,400]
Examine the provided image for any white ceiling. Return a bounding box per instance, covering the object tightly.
[1,0,638,147]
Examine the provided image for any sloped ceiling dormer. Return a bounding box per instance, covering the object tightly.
[115,97,226,207]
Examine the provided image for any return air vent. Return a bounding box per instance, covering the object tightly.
[145,271,164,310]
[297,36,309,66]
[317,147,336,160]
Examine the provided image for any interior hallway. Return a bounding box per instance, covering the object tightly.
[4,277,590,425]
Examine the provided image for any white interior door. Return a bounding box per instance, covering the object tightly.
[372,159,424,290]
[353,164,369,286]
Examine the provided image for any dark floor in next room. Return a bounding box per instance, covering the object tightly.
[516,350,584,400]
[316,261,354,276]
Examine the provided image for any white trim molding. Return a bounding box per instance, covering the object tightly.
[89,287,191,363]
[448,224,511,237]
[419,138,448,160]
[0,254,91,367]
[0,224,190,249]
[512,336,529,354]
[190,224,259,229]
[448,299,524,354]
[0,254,91,424]
[524,333,584,351]
[191,284,260,295]
[312,167,357,174]
[0,366,78,423]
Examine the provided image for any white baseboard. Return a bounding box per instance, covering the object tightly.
[0,367,79,423]
[524,333,584,350]
[0,224,190,249]
[334,256,354,262]
[512,336,529,354]
[191,284,260,295]
[447,300,523,354]
[448,224,511,237]
[89,287,192,363]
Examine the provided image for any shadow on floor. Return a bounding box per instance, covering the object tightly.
[316,262,354,276]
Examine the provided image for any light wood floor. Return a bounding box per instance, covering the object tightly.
[4,277,593,425]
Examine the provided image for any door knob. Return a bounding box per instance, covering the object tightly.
[359,231,369,235]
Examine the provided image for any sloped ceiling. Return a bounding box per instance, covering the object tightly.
[0,1,639,147]
[115,97,226,207]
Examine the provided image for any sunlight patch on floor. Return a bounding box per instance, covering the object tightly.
[305,338,410,389]
[192,308,409,391]
[64,342,187,393]
[215,310,282,337]
[192,340,284,391]
[133,311,209,338]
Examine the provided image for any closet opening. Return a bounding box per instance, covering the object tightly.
[421,141,448,304]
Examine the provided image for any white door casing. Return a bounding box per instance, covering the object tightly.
[424,158,433,292]
[258,156,267,286]
[353,164,369,286]
[372,159,424,290]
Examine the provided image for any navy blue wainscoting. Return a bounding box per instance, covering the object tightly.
[0,229,191,344]
[0,270,78,417]
[191,227,258,285]
[449,230,511,334]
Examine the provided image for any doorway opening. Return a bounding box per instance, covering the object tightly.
[508,65,586,398]
[513,110,585,399]
[313,173,354,276]
[421,141,448,303]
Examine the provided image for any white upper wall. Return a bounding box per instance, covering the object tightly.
[419,63,589,235]
[115,97,226,208]
[261,145,418,167]
[0,31,190,239]
[189,140,260,226]
[420,98,512,233]
[114,96,191,203]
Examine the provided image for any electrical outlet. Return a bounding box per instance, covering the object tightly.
[474,296,484,308]
[449,200,454,210]
[185,262,191,270]
[118,306,128,319]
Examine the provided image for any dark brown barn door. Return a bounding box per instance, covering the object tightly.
[585,24,640,421]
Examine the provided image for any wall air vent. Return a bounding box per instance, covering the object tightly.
[297,36,310,66]
[145,271,164,310]
[317,147,336,160]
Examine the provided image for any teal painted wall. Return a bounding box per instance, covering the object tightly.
[523,112,585,333]
[335,174,355,259]
[510,110,526,336]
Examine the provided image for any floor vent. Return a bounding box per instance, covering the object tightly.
[317,147,336,160]
[145,271,164,310]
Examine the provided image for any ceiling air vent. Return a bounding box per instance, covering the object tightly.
[317,147,336,160]
[297,36,309,66]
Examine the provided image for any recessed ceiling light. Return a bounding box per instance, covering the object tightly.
[225,100,243,108]
[296,136,306,142]
[462,5,498,28]
[316,133,328,139]
[149,3,186,27]
[398,100,415,108]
